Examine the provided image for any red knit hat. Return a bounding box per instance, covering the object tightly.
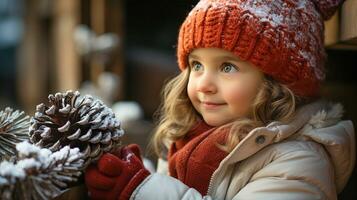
[177,0,345,97]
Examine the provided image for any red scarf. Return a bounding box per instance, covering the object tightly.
[168,121,229,195]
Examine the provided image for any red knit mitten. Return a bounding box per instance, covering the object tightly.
[85,144,150,200]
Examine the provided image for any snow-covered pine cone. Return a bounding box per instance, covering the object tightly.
[0,108,30,161]
[0,141,84,200]
[29,90,124,166]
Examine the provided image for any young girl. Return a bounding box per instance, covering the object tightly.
[85,0,355,199]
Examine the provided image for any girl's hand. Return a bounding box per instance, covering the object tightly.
[85,144,150,200]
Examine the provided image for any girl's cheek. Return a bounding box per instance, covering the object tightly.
[187,80,196,101]
[226,85,251,102]
[230,78,261,102]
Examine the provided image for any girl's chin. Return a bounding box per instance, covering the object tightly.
[203,118,230,127]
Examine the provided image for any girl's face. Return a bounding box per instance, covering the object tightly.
[187,48,264,126]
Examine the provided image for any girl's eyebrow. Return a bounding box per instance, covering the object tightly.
[188,54,242,62]
[220,55,242,62]
[188,54,200,60]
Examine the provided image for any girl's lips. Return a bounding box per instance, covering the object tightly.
[201,101,226,109]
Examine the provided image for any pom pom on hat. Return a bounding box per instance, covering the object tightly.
[310,0,346,20]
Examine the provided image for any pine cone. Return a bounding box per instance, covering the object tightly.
[0,141,84,200]
[0,108,30,161]
[29,90,124,166]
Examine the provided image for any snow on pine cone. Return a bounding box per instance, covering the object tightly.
[0,141,84,200]
[29,90,124,167]
[0,107,30,161]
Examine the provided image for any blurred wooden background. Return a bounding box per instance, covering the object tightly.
[17,0,125,114]
[0,0,356,199]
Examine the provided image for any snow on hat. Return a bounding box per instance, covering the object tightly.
[177,0,345,97]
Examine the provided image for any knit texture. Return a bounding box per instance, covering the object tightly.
[177,0,345,97]
[168,121,228,195]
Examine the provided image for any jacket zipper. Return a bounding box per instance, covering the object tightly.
[206,171,215,195]
[206,156,231,197]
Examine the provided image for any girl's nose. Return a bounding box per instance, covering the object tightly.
[196,73,217,94]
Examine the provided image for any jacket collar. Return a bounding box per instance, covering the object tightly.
[208,99,355,197]
[223,99,331,164]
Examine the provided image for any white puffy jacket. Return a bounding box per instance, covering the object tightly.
[131,101,355,200]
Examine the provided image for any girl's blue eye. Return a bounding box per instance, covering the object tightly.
[191,61,203,71]
[221,63,238,73]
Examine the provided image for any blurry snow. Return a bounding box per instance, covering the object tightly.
[112,101,143,124]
